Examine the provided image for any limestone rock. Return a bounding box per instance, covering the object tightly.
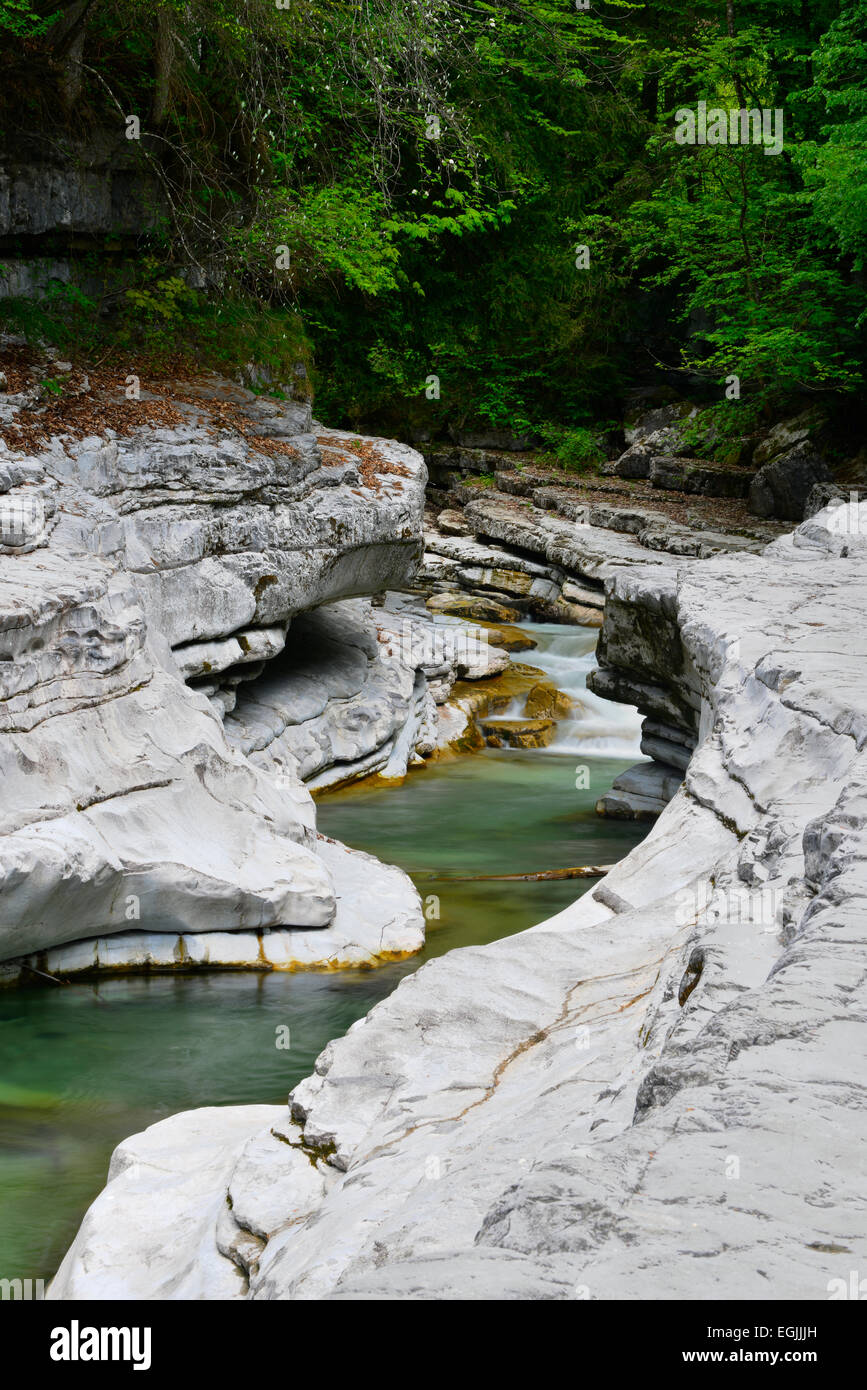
[52,502,867,1302]
[425,591,521,623]
[0,130,165,240]
[49,1106,287,1300]
[752,409,827,468]
[436,509,470,536]
[0,374,429,966]
[595,759,683,819]
[804,481,847,518]
[533,486,589,519]
[649,456,752,499]
[479,717,556,749]
[474,622,537,653]
[3,836,425,983]
[524,682,573,719]
[624,402,697,446]
[606,441,655,479]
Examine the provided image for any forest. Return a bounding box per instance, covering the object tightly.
[1,0,865,443]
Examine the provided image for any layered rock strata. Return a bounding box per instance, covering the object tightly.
[0,370,454,979]
[423,483,776,817]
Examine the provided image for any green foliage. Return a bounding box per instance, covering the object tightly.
[0,270,311,389]
[0,281,101,360]
[1,0,865,432]
[796,0,867,271]
[602,2,867,406]
[678,401,764,465]
[0,1,58,37]
[125,266,197,324]
[173,299,312,389]
[537,424,604,474]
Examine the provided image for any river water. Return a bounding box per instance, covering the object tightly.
[0,621,648,1285]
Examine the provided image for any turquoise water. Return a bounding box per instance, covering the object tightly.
[0,623,647,1285]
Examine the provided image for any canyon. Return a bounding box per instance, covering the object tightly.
[0,365,857,1299]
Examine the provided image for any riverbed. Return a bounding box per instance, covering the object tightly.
[0,622,647,1285]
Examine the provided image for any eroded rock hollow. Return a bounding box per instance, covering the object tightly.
[0,374,508,979]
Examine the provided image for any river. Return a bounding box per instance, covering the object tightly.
[0,620,648,1285]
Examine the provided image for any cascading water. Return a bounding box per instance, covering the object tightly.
[523,623,644,758]
[472,619,645,760]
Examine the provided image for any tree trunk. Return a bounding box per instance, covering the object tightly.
[152,7,176,127]
[49,0,96,111]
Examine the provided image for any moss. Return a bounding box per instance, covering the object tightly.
[524,681,574,719]
[478,717,556,749]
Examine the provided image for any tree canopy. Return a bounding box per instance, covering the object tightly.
[1,0,865,433]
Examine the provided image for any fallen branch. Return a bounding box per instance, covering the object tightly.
[22,962,69,985]
[22,960,109,1005]
[417,865,614,883]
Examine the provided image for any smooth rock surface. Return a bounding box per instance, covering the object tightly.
[0,373,429,967]
[51,502,867,1301]
[7,837,425,985]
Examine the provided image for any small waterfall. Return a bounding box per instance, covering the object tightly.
[528,624,644,758]
[492,621,644,760]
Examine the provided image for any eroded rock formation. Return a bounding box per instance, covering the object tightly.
[49,499,867,1301]
[0,366,507,979]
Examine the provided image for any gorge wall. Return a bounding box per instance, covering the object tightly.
[0,358,510,981]
[48,497,867,1300]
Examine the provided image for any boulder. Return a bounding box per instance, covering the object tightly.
[474,622,537,653]
[803,482,848,519]
[606,440,655,479]
[623,402,696,446]
[425,591,522,623]
[749,440,831,520]
[7,838,425,983]
[435,509,469,536]
[595,760,683,819]
[587,502,670,535]
[524,682,573,719]
[532,487,589,520]
[478,717,556,749]
[492,470,532,496]
[752,409,826,468]
[650,456,751,499]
